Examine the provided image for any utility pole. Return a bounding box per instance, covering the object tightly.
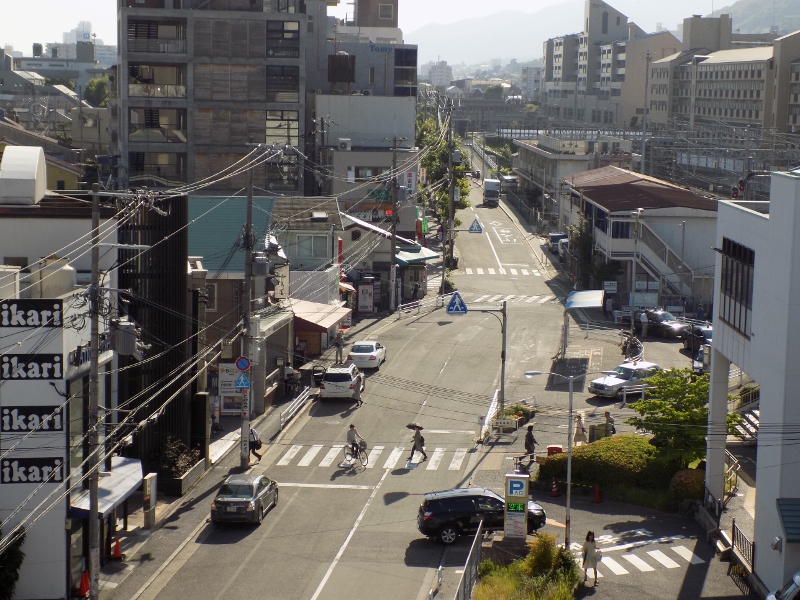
[440,99,455,297]
[630,208,642,337]
[390,137,399,312]
[240,157,255,469]
[88,183,101,600]
[500,300,507,415]
[640,51,652,174]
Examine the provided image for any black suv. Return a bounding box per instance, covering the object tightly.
[417,487,546,544]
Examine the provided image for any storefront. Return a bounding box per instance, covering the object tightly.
[289,299,352,357]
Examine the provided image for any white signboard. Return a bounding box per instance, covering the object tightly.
[405,171,417,195]
[603,281,617,293]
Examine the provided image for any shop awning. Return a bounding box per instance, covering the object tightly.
[395,246,439,266]
[289,299,352,332]
[339,282,357,293]
[70,456,143,519]
[565,290,604,310]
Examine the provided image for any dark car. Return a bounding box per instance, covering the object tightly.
[635,309,685,338]
[210,474,278,525]
[417,487,546,544]
[681,324,713,353]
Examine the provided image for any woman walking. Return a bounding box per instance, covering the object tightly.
[573,415,588,445]
[582,531,599,586]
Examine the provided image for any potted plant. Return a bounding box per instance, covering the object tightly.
[156,436,204,496]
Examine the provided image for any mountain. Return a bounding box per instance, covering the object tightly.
[712,0,800,33]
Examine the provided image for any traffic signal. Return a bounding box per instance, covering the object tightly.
[731,186,739,199]
[737,179,746,191]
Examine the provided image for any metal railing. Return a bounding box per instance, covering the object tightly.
[427,566,444,600]
[703,486,723,527]
[453,521,484,600]
[279,386,311,430]
[724,450,740,506]
[397,292,454,318]
[732,518,754,570]
[480,390,500,443]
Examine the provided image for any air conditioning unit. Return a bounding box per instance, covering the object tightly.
[363,90,370,96]
[338,138,352,151]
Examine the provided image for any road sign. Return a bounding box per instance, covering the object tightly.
[446,291,468,315]
[234,373,251,389]
[235,356,251,371]
[468,218,483,234]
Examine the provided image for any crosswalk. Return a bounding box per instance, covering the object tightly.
[575,544,706,579]
[272,444,470,471]
[466,293,563,305]
[463,267,542,277]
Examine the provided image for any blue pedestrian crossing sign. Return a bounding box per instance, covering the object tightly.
[447,291,468,315]
[468,218,483,234]
[234,373,251,389]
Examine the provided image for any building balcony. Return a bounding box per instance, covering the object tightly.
[128,83,186,98]
[128,126,187,143]
[128,39,187,54]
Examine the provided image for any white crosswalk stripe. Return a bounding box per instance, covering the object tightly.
[460,267,543,278]
[600,556,629,575]
[524,296,540,303]
[488,268,496,275]
[476,268,484,275]
[622,554,655,572]
[488,294,504,302]
[501,295,515,302]
[533,271,541,276]
[274,444,471,471]
[646,550,680,569]
[474,294,491,302]
[468,294,562,305]
[510,269,518,275]
[499,268,506,274]
[465,268,473,274]
[671,545,705,564]
[538,295,555,304]
[521,269,529,275]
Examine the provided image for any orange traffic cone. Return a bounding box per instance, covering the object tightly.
[112,537,123,560]
[593,484,602,504]
[78,569,90,597]
[550,477,560,498]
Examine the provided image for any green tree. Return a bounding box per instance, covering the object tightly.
[483,84,504,99]
[45,77,76,90]
[84,77,110,107]
[0,522,26,600]
[416,117,469,225]
[625,369,742,467]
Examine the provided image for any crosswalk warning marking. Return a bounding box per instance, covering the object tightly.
[538,295,555,304]
[366,445,385,468]
[278,445,303,466]
[298,444,324,466]
[383,447,405,469]
[510,269,518,275]
[449,449,468,470]
[319,445,343,467]
[600,556,629,575]
[646,550,680,569]
[525,296,540,303]
[476,268,484,275]
[521,269,529,275]
[427,448,446,470]
[671,546,705,564]
[488,268,496,275]
[622,554,655,572]
[465,268,473,275]
[474,295,491,302]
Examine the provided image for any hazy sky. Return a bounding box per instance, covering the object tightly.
[0,0,569,52]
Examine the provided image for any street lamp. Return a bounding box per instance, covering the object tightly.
[524,370,586,550]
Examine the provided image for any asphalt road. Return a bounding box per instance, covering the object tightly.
[105,179,753,600]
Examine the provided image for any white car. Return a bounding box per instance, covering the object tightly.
[588,361,661,399]
[345,341,387,369]
[318,364,365,400]
[768,571,800,600]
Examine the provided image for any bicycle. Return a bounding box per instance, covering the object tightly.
[343,440,368,467]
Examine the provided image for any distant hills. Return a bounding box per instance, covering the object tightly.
[407,0,800,65]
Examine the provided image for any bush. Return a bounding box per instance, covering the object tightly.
[159,436,200,478]
[503,403,535,421]
[669,468,705,500]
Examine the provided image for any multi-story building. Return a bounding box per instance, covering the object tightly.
[428,60,453,88]
[520,66,543,101]
[117,0,307,194]
[542,0,679,127]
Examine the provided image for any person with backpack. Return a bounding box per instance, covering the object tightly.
[409,426,427,462]
[249,427,262,461]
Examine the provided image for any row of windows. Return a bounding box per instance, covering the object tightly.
[697,67,764,80]
[693,107,760,119]
[719,237,754,338]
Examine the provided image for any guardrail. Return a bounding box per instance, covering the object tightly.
[452,520,484,600]
[427,566,443,600]
[397,292,455,318]
[732,518,754,570]
[703,486,723,527]
[279,386,311,430]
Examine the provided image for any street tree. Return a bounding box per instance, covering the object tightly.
[84,76,110,107]
[0,522,26,600]
[45,77,76,90]
[625,368,742,467]
[416,117,469,225]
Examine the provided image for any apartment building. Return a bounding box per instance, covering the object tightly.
[521,65,543,101]
[428,60,453,88]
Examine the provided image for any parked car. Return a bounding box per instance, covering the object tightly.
[474,169,481,179]
[210,474,278,525]
[692,345,710,374]
[681,323,713,353]
[588,361,662,399]
[634,309,685,338]
[345,340,386,369]
[767,571,800,600]
[417,487,546,544]
[547,232,568,253]
[318,364,364,400]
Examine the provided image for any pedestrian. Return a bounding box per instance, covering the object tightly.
[696,303,705,321]
[573,415,588,445]
[582,531,599,586]
[604,411,616,436]
[249,427,262,461]
[353,373,363,407]
[411,282,420,304]
[334,329,345,364]
[524,425,538,468]
[346,423,363,461]
[639,310,649,338]
[409,426,428,462]
[605,296,613,320]
[284,364,298,395]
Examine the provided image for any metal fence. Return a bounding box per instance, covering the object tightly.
[279,386,311,430]
[703,486,723,527]
[453,521,484,600]
[732,518,755,570]
[397,293,455,319]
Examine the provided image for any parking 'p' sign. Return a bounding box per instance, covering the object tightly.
[508,479,526,497]
[505,473,529,539]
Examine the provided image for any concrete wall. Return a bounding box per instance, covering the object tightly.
[772,30,800,133]
[681,14,732,52]
[314,95,415,147]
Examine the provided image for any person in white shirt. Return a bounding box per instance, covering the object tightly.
[346,424,363,458]
[639,311,649,337]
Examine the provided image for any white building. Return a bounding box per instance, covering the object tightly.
[429,60,453,88]
[706,169,800,592]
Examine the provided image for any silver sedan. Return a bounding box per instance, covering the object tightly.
[345,341,386,369]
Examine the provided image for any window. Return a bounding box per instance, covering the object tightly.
[265,65,299,102]
[266,21,300,58]
[297,235,328,259]
[602,11,608,34]
[351,230,361,241]
[378,3,393,19]
[719,237,754,337]
[204,283,217,311]
[265,110,299,146]
[369,66,376,85]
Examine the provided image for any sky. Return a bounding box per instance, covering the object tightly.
[0,0,569,52]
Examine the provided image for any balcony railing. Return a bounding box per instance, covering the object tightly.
[128,83,186,98]
[129,126,187,143]
[128,39,187,54]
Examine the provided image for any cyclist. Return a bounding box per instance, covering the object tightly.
[346,423,363,460]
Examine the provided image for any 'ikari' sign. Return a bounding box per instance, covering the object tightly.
[0,300,63,327]
[1,355,63,380]
[1,457,64,484]
[2,406,63,432]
